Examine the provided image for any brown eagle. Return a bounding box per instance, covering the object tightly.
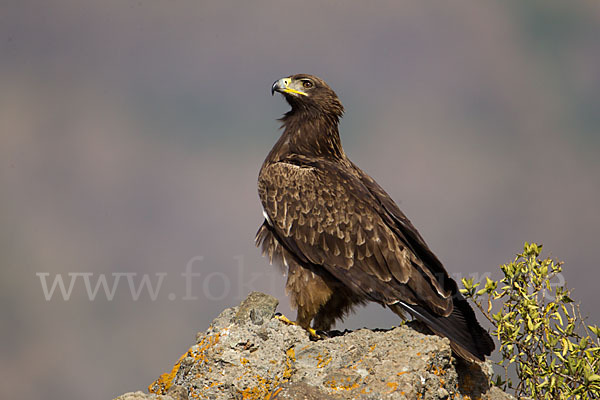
[256,74,494,361]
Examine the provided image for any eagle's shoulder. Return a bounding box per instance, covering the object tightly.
[258,156,377,226]
[258,158,318,187]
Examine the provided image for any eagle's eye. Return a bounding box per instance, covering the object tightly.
[302,80,313,89]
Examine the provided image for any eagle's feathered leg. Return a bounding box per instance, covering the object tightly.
[285,257,337,337]
[312,288,366,331]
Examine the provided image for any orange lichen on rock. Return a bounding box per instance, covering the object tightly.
[188,382,225,400]
[316,352,332,368]
[235,346,297,400]
[265,387,282,399]
[238,374,273,400]
[324,377,360,391]
[386,381,398,393]
[286,347,296,362]
[147,349,188,395]
[148,333,221,395]
[429,364,447,376]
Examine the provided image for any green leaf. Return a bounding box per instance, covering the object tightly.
[492,311,502,322]
[461,277,473,289]
[562,338,569,356]
[589,374,600,382]
[484,276,498,292]
[554,312,563,326]
[561,294,574,304]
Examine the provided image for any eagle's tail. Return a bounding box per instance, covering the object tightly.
[389,296,495,362]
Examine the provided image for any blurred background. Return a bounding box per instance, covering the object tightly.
[1,1,599,399]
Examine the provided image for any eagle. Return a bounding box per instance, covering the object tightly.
[256,74,494,362]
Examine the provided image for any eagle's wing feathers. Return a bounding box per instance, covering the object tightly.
[258,159,452,316]
[354,164,460,298]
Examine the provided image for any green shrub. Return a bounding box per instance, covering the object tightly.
[461,242,600,399]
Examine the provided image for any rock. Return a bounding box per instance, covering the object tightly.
[437,387,449,399]
[232,291,279,326]
[115,292,514,400]
[113,391,174,400]
[273,382,342,399]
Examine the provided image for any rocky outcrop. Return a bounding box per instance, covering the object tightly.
[114,292,513,400]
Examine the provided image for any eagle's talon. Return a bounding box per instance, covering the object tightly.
[274,315,325,340]
[307,327,324,340]
[274,314,294,325]
[315,329,331,338]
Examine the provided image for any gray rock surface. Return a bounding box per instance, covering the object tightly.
[115,292,513,400]
[113,391,175,400]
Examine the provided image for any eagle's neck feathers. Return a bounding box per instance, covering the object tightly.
[266,109,345,164]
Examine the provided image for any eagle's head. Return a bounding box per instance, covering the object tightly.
[271,74,344,119]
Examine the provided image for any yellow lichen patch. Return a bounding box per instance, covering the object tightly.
[188,386,205,399]
[240,357,250,365]
[369,344,377,352]
[286,347,296,362]
[235,346,296,400]
[265,386,282,399]
[316,352,331,368]
[282,352,294,379]
[429,364,447,376]
[386,382,398,393]
[324,377,360,391]
[148,350,188,394]
[148,333,221,395]
[188,382,225,400]
[238,373,287,400]
[238,374,274,400]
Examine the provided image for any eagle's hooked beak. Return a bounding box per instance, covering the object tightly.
[271,77,308,97]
